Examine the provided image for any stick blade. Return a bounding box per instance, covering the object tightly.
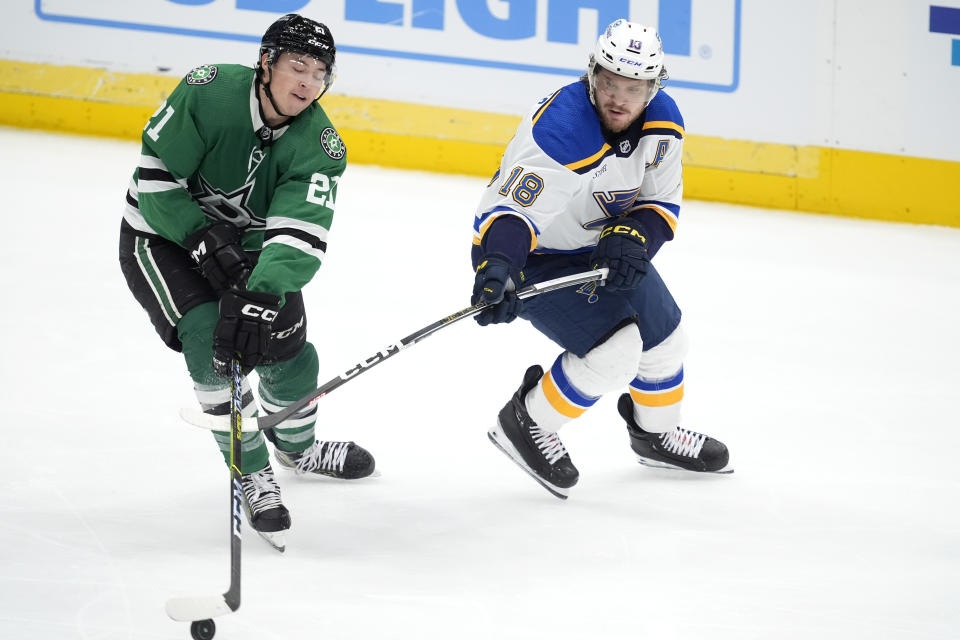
[179,407,260,431]
[166,594,235,621]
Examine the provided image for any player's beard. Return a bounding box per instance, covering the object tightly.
[596,102,643,133]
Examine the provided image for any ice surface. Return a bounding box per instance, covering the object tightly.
[1,127,958,639]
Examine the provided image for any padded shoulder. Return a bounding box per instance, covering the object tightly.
[530,81,608,169]
[640,91,685,138]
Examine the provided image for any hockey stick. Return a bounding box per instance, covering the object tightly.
[179,267,609,432]
[166,358,244,637]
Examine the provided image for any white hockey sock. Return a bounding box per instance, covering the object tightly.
[526,324,644,431]
[628,323,688,433]
[628,368,684,433]
[525,354,602,431]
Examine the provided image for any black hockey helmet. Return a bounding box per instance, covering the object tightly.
[257,13,337,114]
[259,13,336,74]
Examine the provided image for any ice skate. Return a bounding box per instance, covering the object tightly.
[617,394,732,473]
[274,440,376,479]
[488,365,579,499]
[239,463,290,552]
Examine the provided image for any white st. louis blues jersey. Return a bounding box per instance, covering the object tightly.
[473,80,684,255]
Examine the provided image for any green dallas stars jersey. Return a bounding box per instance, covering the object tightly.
[122,63,347,299]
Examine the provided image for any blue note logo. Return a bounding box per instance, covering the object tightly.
[576,281,600,304]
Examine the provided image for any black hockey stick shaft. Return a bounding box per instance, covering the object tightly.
[224,357,242,611]
[163,362,244,623]
[251,267,608,431]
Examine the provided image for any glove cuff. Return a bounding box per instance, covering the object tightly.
[185,221,240,251]
[600,216,649,244]
[479,215,533,270]
[236,288,281,307]
[477,252,523,289]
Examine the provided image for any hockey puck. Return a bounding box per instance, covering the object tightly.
[190,619,216,640]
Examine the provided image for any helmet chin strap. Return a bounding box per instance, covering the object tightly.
[257,71,295,124]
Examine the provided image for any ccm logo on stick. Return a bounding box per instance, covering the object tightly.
[341,344,402,380]
[231,479,242,539]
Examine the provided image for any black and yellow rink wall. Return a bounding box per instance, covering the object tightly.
[2,59,957,229]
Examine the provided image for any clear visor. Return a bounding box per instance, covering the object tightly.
[270,53,332,93]
[593,72,656,106]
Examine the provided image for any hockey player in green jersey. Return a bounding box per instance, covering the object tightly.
[119,14,374,550]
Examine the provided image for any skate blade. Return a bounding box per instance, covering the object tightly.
[280,467,382,480]
[488,426,570,500]
[275,457,382,481]
[165,594,234,621]
[254,529,287,552]
[636,455,734,474]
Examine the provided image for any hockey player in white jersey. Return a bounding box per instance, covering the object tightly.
[472,19,732,499]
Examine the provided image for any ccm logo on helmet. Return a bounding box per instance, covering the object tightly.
[241,304,278,322]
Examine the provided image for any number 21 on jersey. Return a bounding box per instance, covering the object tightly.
[306,173,339,211]
[145,101,175,142]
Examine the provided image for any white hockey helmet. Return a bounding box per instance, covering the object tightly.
[588,19,667,106]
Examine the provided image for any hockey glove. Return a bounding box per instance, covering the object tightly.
[185,222,252,292]
[212,289,281,377]
[471,253,523,326]
[589,217,650,291]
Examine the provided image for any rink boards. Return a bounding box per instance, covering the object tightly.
[2,58,957,229]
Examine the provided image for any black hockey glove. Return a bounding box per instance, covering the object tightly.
[185,222,252,292]
[471,253,523,326]
[212,289,281,377]
[589,217,650,291]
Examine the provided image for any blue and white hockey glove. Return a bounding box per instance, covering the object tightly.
[589,217,650,291]
[472,253,523,326]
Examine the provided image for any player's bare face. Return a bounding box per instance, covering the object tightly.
[593,68,655,132]
[260,52,329,124]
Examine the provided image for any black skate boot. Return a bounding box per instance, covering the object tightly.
[239,463,290,552]
[617,394,732,473]
[274,441,376,479]
[488,365,579,499]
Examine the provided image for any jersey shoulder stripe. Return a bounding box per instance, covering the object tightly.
[565,143,613,174]
[632,200,681,233]
[473,206,540,252]
[530,81,609,173]
[640,91,685,139]
[531,88,562,125]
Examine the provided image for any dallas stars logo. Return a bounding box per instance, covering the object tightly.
[186,64,218,85]
[320,127,345,160]
[193,174,265,229]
